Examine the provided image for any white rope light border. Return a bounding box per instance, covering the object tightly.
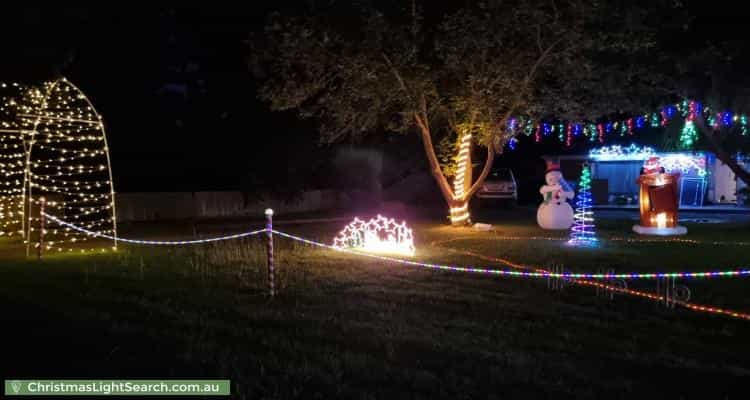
[42,212,750,280]
[44,212,265,245]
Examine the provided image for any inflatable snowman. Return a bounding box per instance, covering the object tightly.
[537,160,574,230]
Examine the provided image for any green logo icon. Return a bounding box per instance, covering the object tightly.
[10,381,22,394]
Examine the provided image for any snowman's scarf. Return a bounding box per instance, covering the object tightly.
[542,178,572,205]
[544,190,554,205]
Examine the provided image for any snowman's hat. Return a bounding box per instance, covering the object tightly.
[544,160,561,174]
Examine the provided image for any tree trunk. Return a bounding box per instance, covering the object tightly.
[413,112,506,226]
[466,141,496,200]
[413,115,465,225]
[414,115,455,204]
[695,119,750,185]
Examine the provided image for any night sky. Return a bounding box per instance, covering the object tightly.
[1,2,748,194]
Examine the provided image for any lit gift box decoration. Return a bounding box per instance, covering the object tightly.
[632,157,687,235]
[333,215,415,256]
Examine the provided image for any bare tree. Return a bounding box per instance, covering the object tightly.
[253,0,664,225]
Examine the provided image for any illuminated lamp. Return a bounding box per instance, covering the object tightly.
[333,215,415,256]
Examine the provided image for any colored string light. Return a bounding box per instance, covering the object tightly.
[507,137,517,151]
[429,237,750,321]
[43,213,750,280]
[568,164,597,246]
[25,214,750,320]
[680,119,698,149]
[431,233,750,247]
[450,247,750,321]
[270,229,750,280]
[650,113,660,128]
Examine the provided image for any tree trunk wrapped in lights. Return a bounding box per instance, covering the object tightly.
[449,133,472,225]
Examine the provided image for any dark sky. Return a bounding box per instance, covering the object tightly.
[0,2,748,192]
[0,5,309,192]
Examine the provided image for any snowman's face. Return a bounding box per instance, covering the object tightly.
[545,171,562,186]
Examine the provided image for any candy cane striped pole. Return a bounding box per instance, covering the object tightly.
[265,208,275,297]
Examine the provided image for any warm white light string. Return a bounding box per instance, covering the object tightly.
[1,78,118,252]
[43,212,266,245]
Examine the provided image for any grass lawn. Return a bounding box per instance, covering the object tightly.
[1,208,750,399]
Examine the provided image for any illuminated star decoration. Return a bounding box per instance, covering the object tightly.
[333,215,415,256]
[567,163,598,247]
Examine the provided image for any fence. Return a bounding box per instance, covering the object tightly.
[115,190,348,222]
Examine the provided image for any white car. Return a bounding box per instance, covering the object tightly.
[477,167,517,207]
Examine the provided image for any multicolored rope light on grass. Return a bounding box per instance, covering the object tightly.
[35,213,750,320]
[568,164,597,247]
[40,212,750,280]
[275,229,750,280]
[443,246,750,321]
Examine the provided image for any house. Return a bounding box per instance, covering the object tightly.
[549,144,747,207]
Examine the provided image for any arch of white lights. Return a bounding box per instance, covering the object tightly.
[0,78,117,253]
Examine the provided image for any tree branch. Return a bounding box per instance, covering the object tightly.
[414,112,455,203]
[381,52,410,94]
[465,141,496,200]
[695,116,750,185]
